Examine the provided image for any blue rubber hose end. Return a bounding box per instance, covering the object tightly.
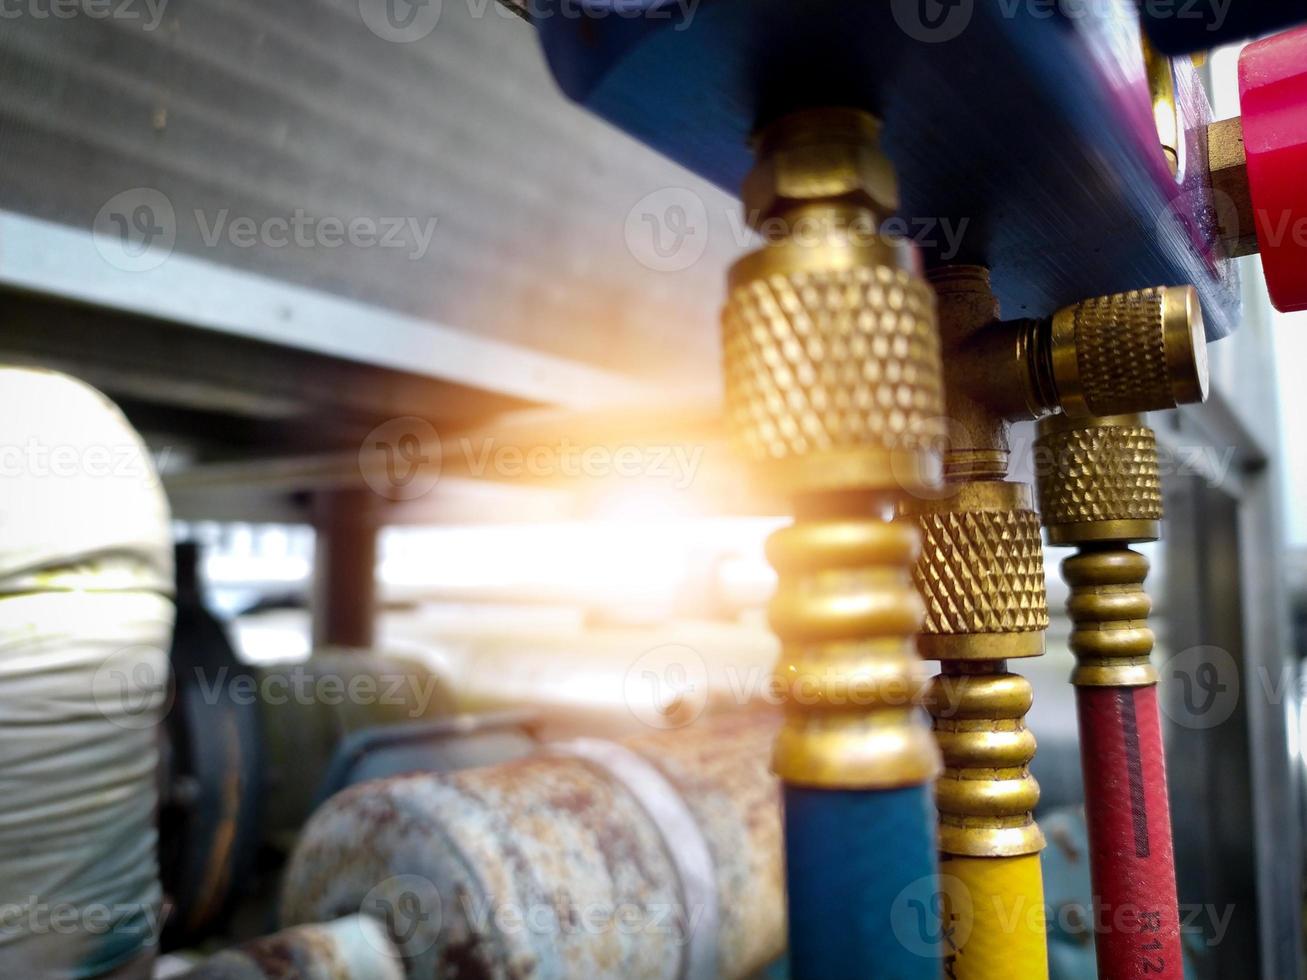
[783,784,942,980]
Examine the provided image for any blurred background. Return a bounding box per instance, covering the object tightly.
[0,6,1304,979]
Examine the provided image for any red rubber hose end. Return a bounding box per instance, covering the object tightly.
[1078,685,1185,980]
[1239,27,1307,312]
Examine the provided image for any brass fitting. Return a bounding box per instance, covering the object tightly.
[740,108,898,231]
[922,664,1043,857]
[724,113,943,500]
[901,267,1208,855]
[1143,36,1183,180]
[766,506,939,788]
[911,480,1049,664]
[722,107,944,789]
[960,285,1209,421]
[1035,413,1164,687]
[1035,413,1163,546]
[903,266,1047,858]
[1207,116,1260,259]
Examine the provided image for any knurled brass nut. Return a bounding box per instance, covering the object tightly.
[742,109,899,230]
[1046,284,1209,418]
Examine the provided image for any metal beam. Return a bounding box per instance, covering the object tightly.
[0,211,651,411]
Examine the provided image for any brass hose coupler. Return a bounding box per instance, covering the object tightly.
[1035,417,1192,980]
[902,266,1047,858]
[1034,413,1165,687]
[912,480,1049,664]
[1029,283,1206,687]
[911,481,1047,856]
[723,107,945,789]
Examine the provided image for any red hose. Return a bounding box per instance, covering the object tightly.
[1076,685,1183,979]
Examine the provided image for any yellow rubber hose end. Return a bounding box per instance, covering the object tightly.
[939,853,1049,980]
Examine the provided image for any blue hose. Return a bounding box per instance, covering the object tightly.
[784,785,942,980]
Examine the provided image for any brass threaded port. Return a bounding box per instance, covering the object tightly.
[742,108,899,230]
[1033,413,1163,546]
[723,108,944,790]
[905,481,1049,662]
[923,663,1044,857]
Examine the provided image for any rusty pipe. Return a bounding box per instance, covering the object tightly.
[281,711,783,980]
[175,916,404,980]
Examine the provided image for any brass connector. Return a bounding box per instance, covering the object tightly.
[922,663,1043,857]
[1207,116,1260,259]
[767,505,939,788]
[910,482,1047,853]
[911,480,1049,664]
[741,108,899,230]
[1062,548,1157,687]
[1035,413,1164,688]
[960,285,1209,421]
[1034,413,1163,547]
[904,268,1208,854]
[723,108,944,789]
[724,112,943,500]
[1040,287,1208,418]
[1143,34,1183,180]
[903,266,1047,857]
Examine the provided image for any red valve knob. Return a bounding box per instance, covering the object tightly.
[1239,27,1307,312]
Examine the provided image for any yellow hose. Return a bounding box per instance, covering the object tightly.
[939,853,1048,980]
